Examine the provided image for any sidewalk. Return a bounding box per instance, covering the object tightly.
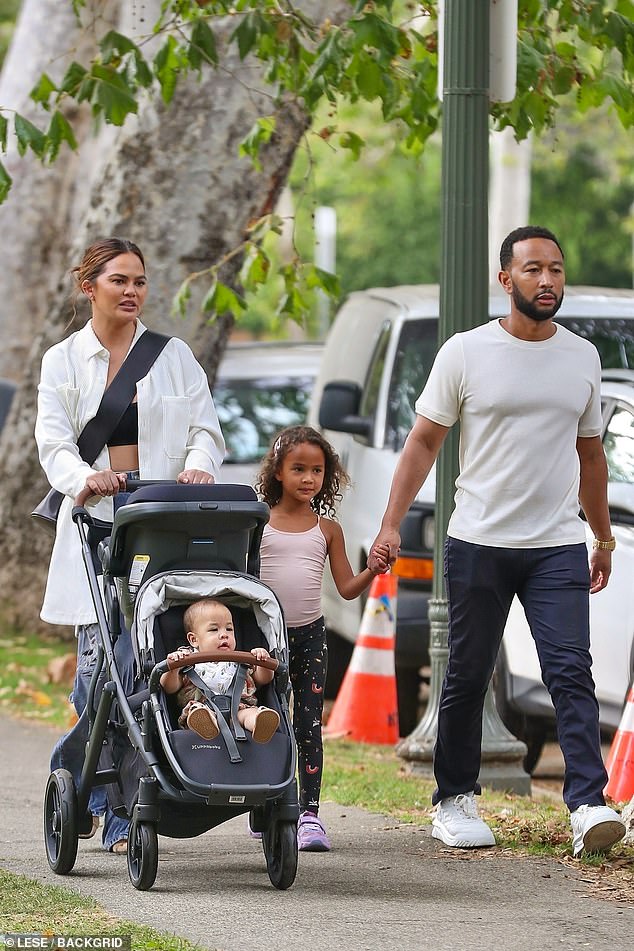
[0,715,632,951]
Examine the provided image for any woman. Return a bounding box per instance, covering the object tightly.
[35,237,225,852]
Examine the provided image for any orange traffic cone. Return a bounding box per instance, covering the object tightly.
[324,573,399,744]
[604,683,634,802]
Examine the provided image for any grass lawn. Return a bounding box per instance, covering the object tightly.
[0,868,209,950]
[0,629,77,728]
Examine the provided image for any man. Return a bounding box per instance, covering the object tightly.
[372,226,626,857]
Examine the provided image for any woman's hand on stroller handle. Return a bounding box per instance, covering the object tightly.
[74,475,176,508]
[177,469,215,485]
[75,469,126,507]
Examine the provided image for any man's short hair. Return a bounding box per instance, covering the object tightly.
[500,226,564,271]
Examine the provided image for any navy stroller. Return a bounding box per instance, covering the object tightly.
[44,482,299,890]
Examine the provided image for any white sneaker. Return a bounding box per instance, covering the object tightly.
[570,804,625,857]
[431,792,495,848]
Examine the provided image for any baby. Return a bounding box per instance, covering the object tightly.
[160,598,280,744]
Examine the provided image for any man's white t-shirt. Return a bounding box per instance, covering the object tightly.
[414,318,603,548]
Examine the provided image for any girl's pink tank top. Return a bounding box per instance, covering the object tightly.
[259,520,327,628]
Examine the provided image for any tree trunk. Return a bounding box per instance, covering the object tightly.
[0,0,328,632]
[0,0,120,382]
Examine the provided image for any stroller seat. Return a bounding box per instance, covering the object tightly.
[153,602,290,789]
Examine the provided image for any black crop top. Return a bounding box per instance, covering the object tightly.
[107,402,139,447]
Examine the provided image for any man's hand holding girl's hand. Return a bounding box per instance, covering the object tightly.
[368,542,391,575]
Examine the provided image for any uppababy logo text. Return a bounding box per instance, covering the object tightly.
[1,936,131,950]
[191,743,220,750]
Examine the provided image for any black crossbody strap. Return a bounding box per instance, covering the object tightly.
[76,330,170,465]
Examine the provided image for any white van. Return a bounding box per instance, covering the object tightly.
[309,284,634,736]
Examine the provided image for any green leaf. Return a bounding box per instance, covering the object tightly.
[245,213,284,243]
[276,286,309,320]
[350,13,401,60]
[45,111,78,162]
[30,73,57,109]
[91,65,138,125]
[598,74,633,112]
[239,245,270,288]
[356,56,384,101]
[154,36,182,104]
[59,62,88,96]
[100,30,137,63]
[311,29,343,81]
[0,114,8,152]
[604,12,634,52]
[14,114,47,158]
[553,41,578,59]
[171,279,191,318]
[188,19,218,69]
[201,278,218,314]
[551,63,576,95]
[339,130,364,160]
[201,280,246,317]
[311,266,340,297]
[132,51,154,88]
[232,13,258,61]
[0,161,12,204]
[213,282,247,316]
[239,116,276,170]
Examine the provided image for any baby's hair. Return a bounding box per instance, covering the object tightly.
[256,425,351,518]
[183,598,232,633]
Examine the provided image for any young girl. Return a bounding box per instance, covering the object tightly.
[256,425,389,852]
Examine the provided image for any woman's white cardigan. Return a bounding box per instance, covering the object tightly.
[35,320,225,625]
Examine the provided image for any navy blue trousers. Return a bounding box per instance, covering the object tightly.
[433,538,608,812]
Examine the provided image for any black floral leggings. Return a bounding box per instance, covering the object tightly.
[288,616,328,814]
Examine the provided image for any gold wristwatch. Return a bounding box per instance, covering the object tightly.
[592,536,616,551]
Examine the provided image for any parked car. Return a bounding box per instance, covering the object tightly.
[309,284,634,735]
[496,368,634,771]
[214,341,323,487]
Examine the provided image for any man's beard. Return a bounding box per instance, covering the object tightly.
[512,283,563,322]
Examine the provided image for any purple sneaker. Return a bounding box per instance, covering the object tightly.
[297,811,331,852]
[247,815,262,840]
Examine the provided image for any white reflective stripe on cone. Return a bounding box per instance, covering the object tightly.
[348,646,395,677]
[619,701,634,733]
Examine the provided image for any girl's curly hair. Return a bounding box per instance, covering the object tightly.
[256,425,351,518]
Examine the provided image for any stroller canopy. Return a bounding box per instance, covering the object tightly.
[132,571,286,665]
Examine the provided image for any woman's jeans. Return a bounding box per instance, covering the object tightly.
[50,623,129,850]
[433,538,608,813]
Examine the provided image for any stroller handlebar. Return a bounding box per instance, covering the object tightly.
[165,650,279,673]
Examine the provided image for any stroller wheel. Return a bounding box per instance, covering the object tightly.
[263,819,298,890]
[127,821,158,891]
[44,769,79,874]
